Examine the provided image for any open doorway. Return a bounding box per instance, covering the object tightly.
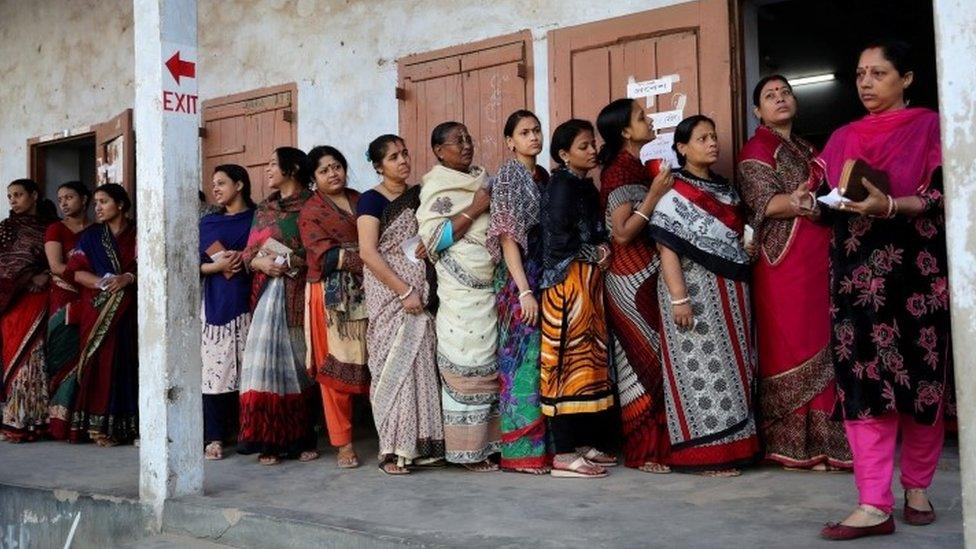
[739,0,937,149]
[29,135,97,203]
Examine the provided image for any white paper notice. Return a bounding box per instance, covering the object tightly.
[817,188,850,209]
[400,235,422,264]
[627,77,674,99]
[640,132,680,169]
[648,109,684,130]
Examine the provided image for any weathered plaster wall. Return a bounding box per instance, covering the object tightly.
[0,0,135,208]
[196,0,684,188]
[1,0,684,213]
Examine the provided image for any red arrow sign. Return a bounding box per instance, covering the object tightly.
[165,51,195,85]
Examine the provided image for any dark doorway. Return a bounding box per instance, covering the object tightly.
[742,0,937,148]
[30,135,97,204]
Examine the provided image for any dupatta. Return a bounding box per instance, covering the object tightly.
[0,213,51,314]
[819,107,941,197]
[648,170,750,281]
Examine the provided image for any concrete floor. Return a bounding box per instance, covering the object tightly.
[0,437,965,548]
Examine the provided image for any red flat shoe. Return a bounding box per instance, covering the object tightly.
[820,516,895,540]
[904,492,936,526]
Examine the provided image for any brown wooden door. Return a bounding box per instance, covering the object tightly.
[95,109,137,210]
[201,84,297,203]
[548,0,735,178]
[399,31,533,177]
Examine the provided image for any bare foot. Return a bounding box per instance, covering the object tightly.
[204,441,223,460]
[839,505,889,527]
[258,454,280,466]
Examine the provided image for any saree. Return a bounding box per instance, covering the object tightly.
[61,222,139,443]
[819,108,951,425]
[1,212,52,441]
[487,159,550,470]
[648,170,759,470]
[417,164,500,463]
[238,189,318,456]
[199,209,254,443]
[600,150,671,468]
[299,189,369,395]
[363,186,445,462]
[737,126,851,468]
[539,167,613,418]
[45,221,83,440]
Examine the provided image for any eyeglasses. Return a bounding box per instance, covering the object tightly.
[444,135,474,148]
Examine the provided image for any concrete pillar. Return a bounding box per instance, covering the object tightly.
[133,0,203,516]
[933,1,976,546]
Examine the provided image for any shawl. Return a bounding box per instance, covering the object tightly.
[199,209,254,325]
[819,107,941,198]
[73,222,137,277]
[242,188,312,299]
[299,188,365,326]
[737,125,824,263]
[299,189,362,282]
[539,167,607,289]
[486,159,547,263]
[0,213,52,314]
[417,164,491,267]
[648,170,750,281]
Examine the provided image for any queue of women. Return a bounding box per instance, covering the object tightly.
[0,40,952,540]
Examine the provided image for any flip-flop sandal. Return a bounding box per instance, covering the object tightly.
[638,462,671,474]
[698,469,741,477]
[579,447,618,467]
[412,457,447,468]
[462,460,499,472]
[299,451,320,463]
[551,456,608,478]
[378,459,410,475]
[259,454,281,466]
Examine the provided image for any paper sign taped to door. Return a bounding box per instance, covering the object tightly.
[626,74,680,99]
[648,109,684,130]
[640,132,680,169]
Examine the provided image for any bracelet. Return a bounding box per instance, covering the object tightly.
[518,289,533,299]
[633,209,650,222]
[398,286,414,301]
[125,273,136,284]
[460,212,474,221]
[671,296,691,306]
[884,195,895,219]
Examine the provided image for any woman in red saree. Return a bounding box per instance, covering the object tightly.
[300,145,368,469]
[45,181,92,440]
[597,98,674,473]
[737,76,852,470]
[1,179,57,441]
[62,183,139,445]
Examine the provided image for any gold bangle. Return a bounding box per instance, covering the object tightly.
[460,212,474,222]
[633,209,651,222]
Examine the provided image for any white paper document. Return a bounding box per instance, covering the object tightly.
[400,235,422,264]
[817,188,850,209]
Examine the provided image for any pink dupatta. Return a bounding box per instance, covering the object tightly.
[819,107,941,198]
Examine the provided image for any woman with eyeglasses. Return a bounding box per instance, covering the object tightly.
[416,121,499,472]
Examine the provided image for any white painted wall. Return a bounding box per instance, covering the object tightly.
[1,0,688,217]
[0,0,135,217]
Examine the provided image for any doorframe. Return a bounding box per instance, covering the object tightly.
[27,127,98,194]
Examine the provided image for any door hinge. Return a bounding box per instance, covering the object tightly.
[198,127,208,138]
[283,109,295,123]
[517,62,527,80]
[395,87,406,101]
